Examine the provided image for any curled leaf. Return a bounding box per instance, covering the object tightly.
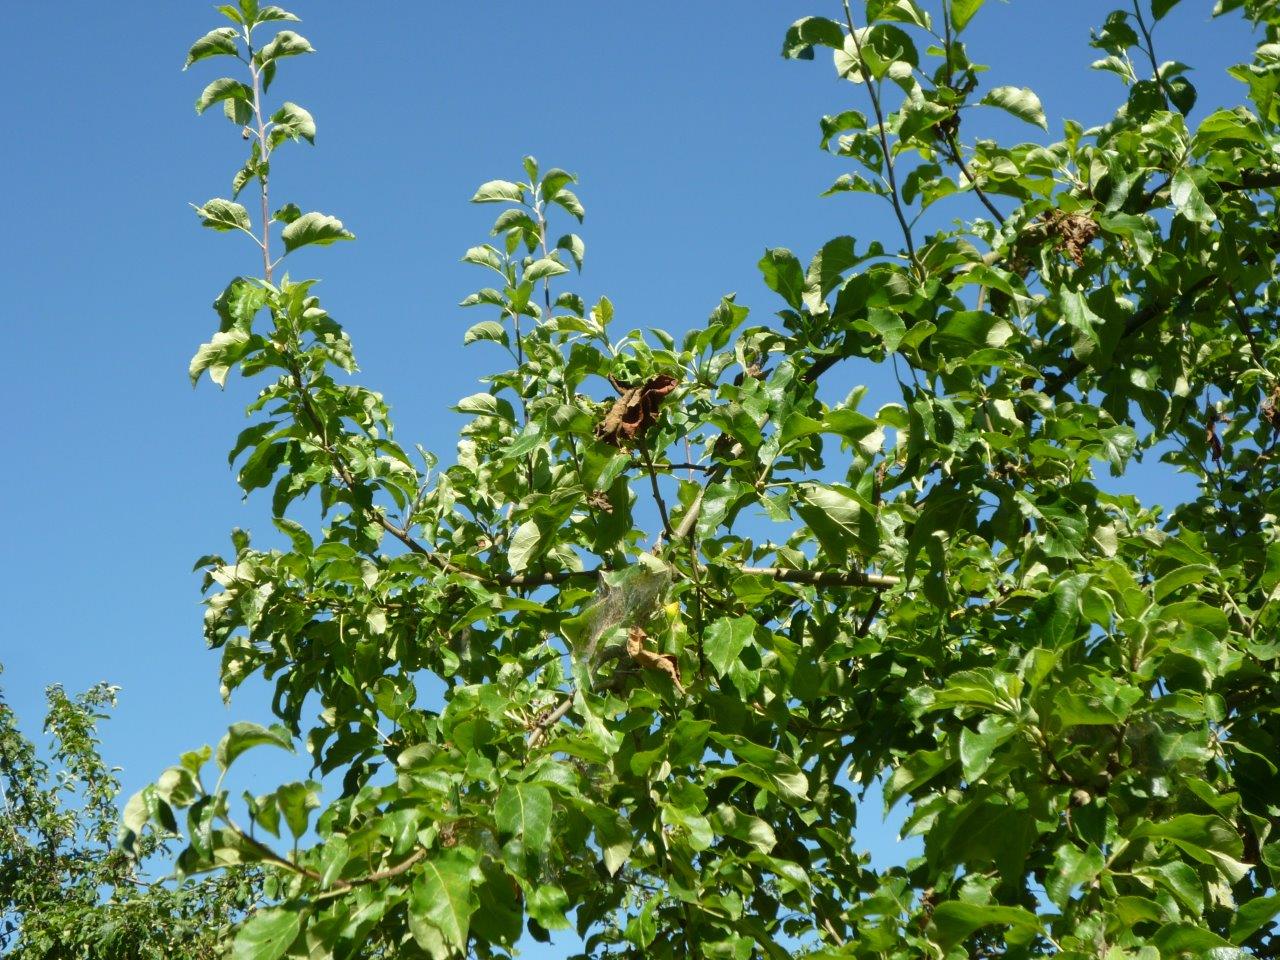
[594,374,680,447]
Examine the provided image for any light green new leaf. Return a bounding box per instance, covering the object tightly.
[185,28,239,69]
[193,198,252,233]
[471,180,525,203]
[410,855,475,952]
[232,908,300,960]
[280,212,355,253]
[495,783,553,852]
[980,86,1048,130]
[215,721,294,772]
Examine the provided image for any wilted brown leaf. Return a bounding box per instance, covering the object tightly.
[595,374,680,447]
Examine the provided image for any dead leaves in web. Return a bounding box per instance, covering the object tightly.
[626,626,684,693]
[1041,210,1099,268]
[594,374,680,447]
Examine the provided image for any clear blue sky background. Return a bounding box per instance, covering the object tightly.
[0,1,1256,952]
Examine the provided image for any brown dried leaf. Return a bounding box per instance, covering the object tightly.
[595,374,680,447]
[586,489,614,514]
[625,626,684,693]
[1262,385,1280,431]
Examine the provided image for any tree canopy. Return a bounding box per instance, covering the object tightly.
[119,0,1280,957]
[0,672,259,958]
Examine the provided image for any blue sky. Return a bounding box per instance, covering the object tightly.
[0,0,1258,951]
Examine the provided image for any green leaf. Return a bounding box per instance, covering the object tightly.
[232,908,300,960]
[189,328,252,387]
[705,616,755,678]
[524,257,569,283]
[1045,842,1105,909]
[1231,892,1280,943]
[1154,564,1216,602]
[1133,814,1244,860]
[185,28,239,69]
[259,30,314,62]
[950,0,985,31]
[410,854,475,951]
[759,248,806,309]
[215,721,294,772]
[495,783,553,853]
[272,202,302,224]
[898,99,952,142]
[1171,168,1217,222]
[1061,290,1101,353]
[463,320,507,346]
[256,5,300,23]
[781,16,846,59]
[280,212,355,253]
[269,102,315,145]
[1152,0,1183,19]
[528,884,572,930]
[193,198,252,233]
[276,781,319,839]
[508,519,542,574]
[958,718,1015,780]
[471,180,525,203]
[796,483,878,563]
[979,86,1048,130]
[550,188,585,221]
[1152,923,1233,954]
[931,902,1040,951]
[455,393,513,419]
[556,233,586,271]
[195,77,252,115]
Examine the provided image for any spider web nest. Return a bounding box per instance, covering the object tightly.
[564,553,673,670]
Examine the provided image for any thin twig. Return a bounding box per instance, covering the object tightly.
[234,824,425,892]
[1131,0,1174,106]
[841,0,917,266]
[527,695,575,750]
[638,440,674,544]
[944,132,1005,225]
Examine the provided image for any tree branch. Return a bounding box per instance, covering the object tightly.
[739,567,899,589]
